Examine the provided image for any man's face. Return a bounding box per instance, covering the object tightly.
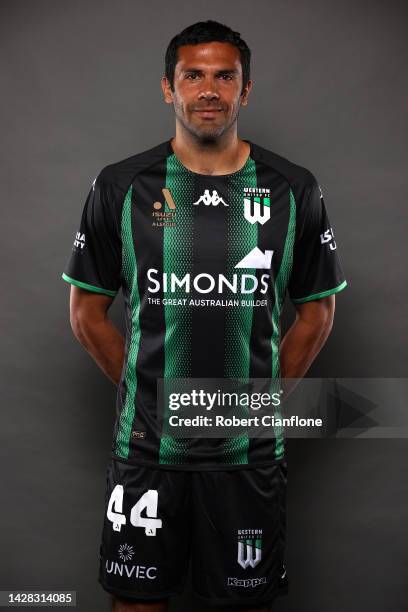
[162,42,252,141]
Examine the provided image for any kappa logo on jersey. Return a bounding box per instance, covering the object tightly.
[243,187,271,225]
[320,227,337,250]
[235,247,273,269]
[118,543,134,562]
[318,185,324,199]
[73,231,85,250]
[237,529,263,569]
[152,188,177,228]
[193,189,228,206]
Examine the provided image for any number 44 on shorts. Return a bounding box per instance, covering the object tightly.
[106,485,163,536]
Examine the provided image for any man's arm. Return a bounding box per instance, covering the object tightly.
[280,295,335,382]
[68,287,335,387]
[69,286,125,385]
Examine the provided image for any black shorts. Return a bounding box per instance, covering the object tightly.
[98,459,289,607]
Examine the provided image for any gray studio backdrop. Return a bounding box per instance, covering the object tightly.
[1,1,407,611]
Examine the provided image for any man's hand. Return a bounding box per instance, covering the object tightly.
[69,286,125,385]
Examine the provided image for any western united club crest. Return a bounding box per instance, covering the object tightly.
[237,529,263,569]
[243,187,271,225]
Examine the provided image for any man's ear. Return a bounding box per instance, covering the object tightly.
[161,76,174,104]
[240,79,253,107]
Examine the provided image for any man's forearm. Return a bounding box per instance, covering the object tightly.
[72,316,125,386]
[278,312,332,401]
[73,312,331,387]
[280,317,331,380]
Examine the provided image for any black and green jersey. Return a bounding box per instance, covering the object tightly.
[62,139,347,469]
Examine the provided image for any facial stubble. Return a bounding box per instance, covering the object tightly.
[172,94,242,143]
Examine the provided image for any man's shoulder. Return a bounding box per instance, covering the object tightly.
[250,141,317,191]
[97,139,170,189]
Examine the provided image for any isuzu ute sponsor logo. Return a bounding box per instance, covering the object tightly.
[193,189,228,206]
[243,187,271,225]
[153,188,176,211]
[152,188,177,228]
[320,227,337,250]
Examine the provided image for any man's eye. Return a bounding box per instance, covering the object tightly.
[219,74,233,80]
[186,74,199,80]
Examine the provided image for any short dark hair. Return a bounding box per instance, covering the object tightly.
[165,20,251,92]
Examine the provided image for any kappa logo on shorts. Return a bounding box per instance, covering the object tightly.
[227,577,267,588]
[236,528,263,569]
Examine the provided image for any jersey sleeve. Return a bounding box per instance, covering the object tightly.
[62,172,121,297]
[288,175,347,303]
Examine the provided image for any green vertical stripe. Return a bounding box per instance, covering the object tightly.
[159,154,195,464]
[222,159,258,464]
[271,188,296,459]
[115,186,141,458]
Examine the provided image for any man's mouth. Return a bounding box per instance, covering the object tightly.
[193,108,223,117]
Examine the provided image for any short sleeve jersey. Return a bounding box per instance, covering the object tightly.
[63,139,347,469]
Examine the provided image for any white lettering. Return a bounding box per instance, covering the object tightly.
[147,268,160,293]
[146,270,271,296]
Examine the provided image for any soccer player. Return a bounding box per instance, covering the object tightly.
[62,20,347,612]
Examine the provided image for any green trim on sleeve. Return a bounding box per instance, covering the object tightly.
[291,280,347,303]
[61,273,118,297]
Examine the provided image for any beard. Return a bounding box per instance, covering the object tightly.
[174,99,241,143]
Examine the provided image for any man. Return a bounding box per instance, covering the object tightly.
[62,20,347,612]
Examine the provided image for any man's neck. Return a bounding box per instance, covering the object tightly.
[170,126,250,176]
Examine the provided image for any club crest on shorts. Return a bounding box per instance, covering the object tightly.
[237,529,263,569]
[243,188,271,225]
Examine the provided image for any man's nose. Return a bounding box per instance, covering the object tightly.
[197,77,220,100]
